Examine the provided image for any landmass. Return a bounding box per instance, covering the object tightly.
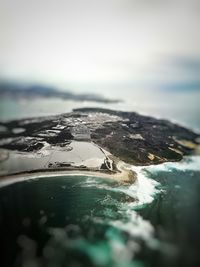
[0,82,119,103]
[0,108,199,182]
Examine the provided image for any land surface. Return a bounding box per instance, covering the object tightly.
[0,82,118,103]
[0,108,199,180]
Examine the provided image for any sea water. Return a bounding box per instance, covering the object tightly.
[0,155,200,267]
[0,172,158,267]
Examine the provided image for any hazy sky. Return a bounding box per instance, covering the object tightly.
[0,0,200,91]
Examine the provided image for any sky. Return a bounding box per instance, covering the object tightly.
[0,0,200,92]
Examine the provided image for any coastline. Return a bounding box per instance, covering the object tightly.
[0,107,199,190]
[0,163,137,188]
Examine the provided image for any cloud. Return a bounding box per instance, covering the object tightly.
[0,0,200,88]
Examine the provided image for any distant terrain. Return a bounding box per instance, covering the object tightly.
[0,82,118,103]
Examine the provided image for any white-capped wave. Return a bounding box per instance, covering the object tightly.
[79,168,160,208]
[146,155,200,173]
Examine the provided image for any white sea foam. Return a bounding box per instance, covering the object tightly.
[80,166,160,207]
[121,167,160,207]
[100,156,200,256]
[105,210,154,264]
[146,155,200,173]
[76,166,161,252]
[88,172,158,257]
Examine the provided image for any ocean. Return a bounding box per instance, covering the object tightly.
[0,158,200,267]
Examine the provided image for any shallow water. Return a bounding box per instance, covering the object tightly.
[0,157,200,267]
[0,141,106,176]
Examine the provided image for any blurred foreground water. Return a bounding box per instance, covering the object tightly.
[0,156,200,267]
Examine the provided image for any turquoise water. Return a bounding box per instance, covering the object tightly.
[0,157,200,267]
[0,174,158,267]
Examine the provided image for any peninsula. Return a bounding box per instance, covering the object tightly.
[0,108,199,182]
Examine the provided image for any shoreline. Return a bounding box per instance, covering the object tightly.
[0,164,137,188]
